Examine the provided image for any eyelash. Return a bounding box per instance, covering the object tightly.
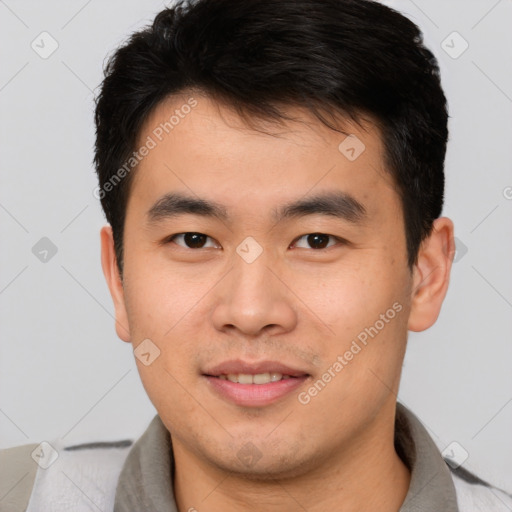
[164,232,346,250]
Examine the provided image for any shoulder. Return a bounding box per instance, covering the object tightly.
[448,463,512,511]
[0,442,40,511]
[0,439,133,512]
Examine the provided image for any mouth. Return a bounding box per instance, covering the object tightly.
[214,372,296,384]
[202,360,311,407]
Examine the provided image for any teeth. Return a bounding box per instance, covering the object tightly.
[220,372,287,384]
[238,373,253,384]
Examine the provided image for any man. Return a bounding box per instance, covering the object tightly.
[1,0,511,510]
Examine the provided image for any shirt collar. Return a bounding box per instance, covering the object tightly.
[395,402,459,511]
[114,402,459,511]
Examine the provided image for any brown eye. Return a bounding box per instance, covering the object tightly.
[168,232,217,249]
[293,233,340,249]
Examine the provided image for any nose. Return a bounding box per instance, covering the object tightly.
[211,250,298,337]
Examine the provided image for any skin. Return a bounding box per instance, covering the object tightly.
[101,92,455,512]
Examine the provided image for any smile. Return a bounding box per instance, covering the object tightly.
[217,372,293,384]
[204,374,309,407]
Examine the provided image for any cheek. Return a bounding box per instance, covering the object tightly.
[123,256,221,385]
[123,253,211,339]
[286,256,396,334]
[286,253,409,396]
[135,357,201,436]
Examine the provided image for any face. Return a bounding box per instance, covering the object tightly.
[101,93,453,479]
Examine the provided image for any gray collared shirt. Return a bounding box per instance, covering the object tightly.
[113,402,459,511]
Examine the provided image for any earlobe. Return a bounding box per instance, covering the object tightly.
[407,217,455,332]
[100,225,131,342]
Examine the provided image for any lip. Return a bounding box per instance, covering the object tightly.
[203,359,309,378]
[202,359,310,407]
[204,375,309,407]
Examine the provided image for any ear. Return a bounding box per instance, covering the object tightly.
[100,225,131,342]
[408,217,455,332]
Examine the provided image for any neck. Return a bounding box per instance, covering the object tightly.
[172,402,410,512]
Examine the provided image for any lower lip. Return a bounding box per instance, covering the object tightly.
[204,375,309,407]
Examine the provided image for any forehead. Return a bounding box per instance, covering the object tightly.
[129,93,399,220]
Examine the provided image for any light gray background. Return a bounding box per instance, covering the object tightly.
[1,0,511,493]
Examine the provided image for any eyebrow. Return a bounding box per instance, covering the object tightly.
[146,191,367,225]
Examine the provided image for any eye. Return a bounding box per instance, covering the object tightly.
[291,233,343,250]
[167,232,219,249]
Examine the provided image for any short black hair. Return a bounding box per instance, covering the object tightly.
[94,0,448,277]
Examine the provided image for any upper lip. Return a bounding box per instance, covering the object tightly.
[203,359,310,377]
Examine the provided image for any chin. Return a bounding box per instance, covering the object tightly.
[202,436,321,481]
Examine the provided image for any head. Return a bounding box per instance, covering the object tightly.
[96,0,454,479]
